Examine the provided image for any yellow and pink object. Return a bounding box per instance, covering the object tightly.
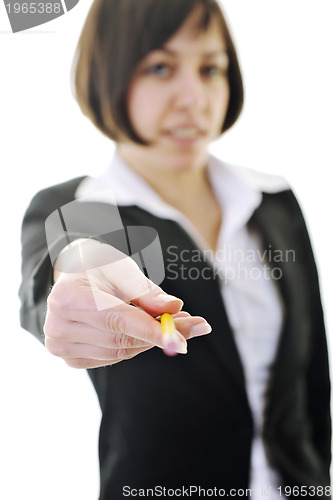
[161,313,181,356]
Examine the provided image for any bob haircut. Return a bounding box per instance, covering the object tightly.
[73,0,244,144]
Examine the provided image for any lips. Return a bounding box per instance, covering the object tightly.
[169,128,201,139]
[164,125,206,141]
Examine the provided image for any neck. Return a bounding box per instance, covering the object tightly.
[147,167,210,210]
[117,145,211,211]
[117,145,222,251]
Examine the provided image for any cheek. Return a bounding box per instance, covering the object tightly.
[128,82,165,133]
[211,82,230,126]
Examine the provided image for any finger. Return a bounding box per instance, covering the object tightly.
[45,337,153,361]
[66,301,187,354]
[173,316,212,340]
[159,311,190,319]
[45,314,152,349]
[64,350,150,369]
[47,284,187,354]
[53,267,183,319]
[85,252,184,316]
[48,275,126,317]
[153,313,212,339]
[65,358,123,369]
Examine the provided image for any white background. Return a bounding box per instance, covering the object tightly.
[0,1,332,499]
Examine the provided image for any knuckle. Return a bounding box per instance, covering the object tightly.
[105,311,127,335]
[47,278,91,313]
[112,348,127,360]
[112,333,132,349]
[102,347,113,359]
[47,282,69,311]
[45,338,63,357]
[43,315,67,342]
[45,338,74,359]
[102,346,128,361]
[130,274,154,298]
[141,323,157,345]
[43,316,56,340]
[46,328,66,342]
[46,290,58,313]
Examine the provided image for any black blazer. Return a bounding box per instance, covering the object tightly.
[19,177,331,499]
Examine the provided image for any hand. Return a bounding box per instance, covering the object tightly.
[44,239,212,369]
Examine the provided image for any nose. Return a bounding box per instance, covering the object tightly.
[173,68,208,110]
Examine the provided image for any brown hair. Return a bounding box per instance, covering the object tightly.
[73,0,244,144]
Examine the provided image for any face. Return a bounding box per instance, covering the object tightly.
[120,6,230,174]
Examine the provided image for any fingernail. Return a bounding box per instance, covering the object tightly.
[175,342,187,354]
[163,340,187,356]
[190,321,212,337]
[156,293,183,306]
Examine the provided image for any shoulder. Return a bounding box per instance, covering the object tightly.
[24,176,87,220]
[209,154,306,229]
[209,155,290,194]
[30,176,87,206]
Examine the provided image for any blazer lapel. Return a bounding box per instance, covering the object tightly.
[159,219,249,404]
[250,192,311,404]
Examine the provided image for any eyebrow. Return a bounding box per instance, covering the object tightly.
[153,47,228,58]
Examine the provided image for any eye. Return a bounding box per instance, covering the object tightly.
[201,65,228,78]
[146,63,171,77]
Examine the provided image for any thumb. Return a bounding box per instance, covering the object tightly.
[77,240,183,315]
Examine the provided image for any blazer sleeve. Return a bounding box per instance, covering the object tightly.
[19,177,86,343]
[305,241,331,468]
[293,193,331,470]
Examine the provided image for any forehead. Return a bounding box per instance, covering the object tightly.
[164,5,227,52]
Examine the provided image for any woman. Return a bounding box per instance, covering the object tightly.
[19,0,331,498]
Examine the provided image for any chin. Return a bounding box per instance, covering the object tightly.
[169,149,208,172]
